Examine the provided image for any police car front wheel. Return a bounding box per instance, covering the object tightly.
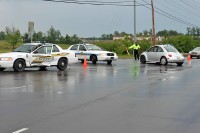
[13,59,26,72]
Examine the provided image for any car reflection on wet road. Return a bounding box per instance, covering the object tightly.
[0,59,200,133]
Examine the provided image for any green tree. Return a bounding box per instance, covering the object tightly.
[33,31,44,42]
[5,26,22,50]
[196,27,200,36]
[0,31,5,40]
[46,26,61,43]
[191,27,196,36]
[70,34,81,44]
[114,31,120,36]
[23,33,29,43]
[143,30,148,36]
[187,27,191,35]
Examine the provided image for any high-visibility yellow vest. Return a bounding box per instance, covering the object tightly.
[129,44,140,50]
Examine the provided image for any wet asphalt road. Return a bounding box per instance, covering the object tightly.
[0,59,200,133]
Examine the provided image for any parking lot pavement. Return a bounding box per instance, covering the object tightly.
[1,59,200,133]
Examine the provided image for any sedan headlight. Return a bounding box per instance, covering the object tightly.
[0,57,13,61]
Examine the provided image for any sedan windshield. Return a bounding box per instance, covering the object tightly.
[164,45,178,52]
[192,47,200,51]
[13,44,37,53]
[86,45,102,51]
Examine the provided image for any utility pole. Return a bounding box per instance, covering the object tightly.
[134,0,137,44]
[151,0,156,46]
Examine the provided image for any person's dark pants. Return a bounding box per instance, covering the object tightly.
[134,50,139,60]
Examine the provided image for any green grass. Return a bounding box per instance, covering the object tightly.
[118,54,133,59]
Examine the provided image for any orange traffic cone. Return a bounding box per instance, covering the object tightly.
[187,54,192,66]
[83,57,88,67]
[187,54,191,61]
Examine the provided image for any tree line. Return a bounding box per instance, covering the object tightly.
[0,26,82,49]
[1,25,200,54]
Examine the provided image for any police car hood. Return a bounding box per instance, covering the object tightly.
[0,52,28,57]
[87,50,115,54]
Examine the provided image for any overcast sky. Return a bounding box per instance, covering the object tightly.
[0,0,200,37]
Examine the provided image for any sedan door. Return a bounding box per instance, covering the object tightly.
[146,46,158,61]
[155,46,164,62]
[30,46,53,66]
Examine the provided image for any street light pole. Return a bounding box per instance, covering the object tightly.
[151,0,156,46]
[134,0,137,44]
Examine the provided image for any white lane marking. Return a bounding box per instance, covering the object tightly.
[0,85,32,90]
[57,91,63,94]
[12,128,29,133]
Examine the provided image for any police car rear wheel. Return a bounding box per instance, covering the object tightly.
[13,59,26,72]
[57,58,68,70]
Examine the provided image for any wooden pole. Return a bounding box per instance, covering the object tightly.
[151,0,156,46]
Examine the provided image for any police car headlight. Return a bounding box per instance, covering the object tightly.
[99,53,106,56]
[0,57,13,61]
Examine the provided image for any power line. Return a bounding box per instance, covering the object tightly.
[43,0,148,6]
[43,0,200,28]
[169,0,200,18]
[140,0,199,28]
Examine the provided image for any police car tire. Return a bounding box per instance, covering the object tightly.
[57,58,68,70]
[91,55,97,64]
[13,59,26,72]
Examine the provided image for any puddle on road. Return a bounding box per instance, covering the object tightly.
[140,63,185,75]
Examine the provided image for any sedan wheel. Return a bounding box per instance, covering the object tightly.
[140,55,146,64]
[160,57,168,66]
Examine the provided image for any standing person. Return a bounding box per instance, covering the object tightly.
[128,43,140,60]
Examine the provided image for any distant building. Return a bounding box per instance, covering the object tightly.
[113,35,133,40]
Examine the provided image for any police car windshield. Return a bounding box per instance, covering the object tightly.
[86,45,102,51]
[13,44,36,53]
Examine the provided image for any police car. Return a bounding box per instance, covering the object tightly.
[67,43,118,64]
[0,43,78,72]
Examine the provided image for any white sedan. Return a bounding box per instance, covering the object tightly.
[67,43,118,64]
[189,47,200,58]
[0,43,78,72]
[140,44,185,66]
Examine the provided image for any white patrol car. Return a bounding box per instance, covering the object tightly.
[0,43,78,72]
[67,43,118,64]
